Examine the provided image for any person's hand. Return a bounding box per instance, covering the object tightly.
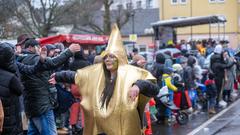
[128,85,140,101]
[40,47,47,63]
[233,58,237,63]
[48,73,57,85]
[15,45,22,55]
[68,43,81,53]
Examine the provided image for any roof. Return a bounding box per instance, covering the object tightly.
[151,15,226,28]
[121,8,159,36]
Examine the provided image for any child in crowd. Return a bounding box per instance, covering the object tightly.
[159,68,178,123]
[205,73,217,114]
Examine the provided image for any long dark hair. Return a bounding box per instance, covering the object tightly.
[100,64,117,109]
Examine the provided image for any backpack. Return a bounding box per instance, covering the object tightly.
[54,84,76,114]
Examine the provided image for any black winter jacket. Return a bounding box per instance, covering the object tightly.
[0,42,51,134]
[210,53,234,78]
[0,69,23,135]
[20,49,73,117]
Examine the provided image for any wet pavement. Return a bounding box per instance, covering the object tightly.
[152,111,211,135]
[152,99,240,135]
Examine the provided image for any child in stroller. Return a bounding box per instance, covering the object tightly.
[156,67,188,125]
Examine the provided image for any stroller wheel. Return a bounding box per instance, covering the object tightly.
[176,111,188,125]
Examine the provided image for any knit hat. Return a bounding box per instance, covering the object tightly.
[214,44,223,54]
[45,44,56,51]
[172,64,183,72]
[156,53,166,64]
[24,39,39,48]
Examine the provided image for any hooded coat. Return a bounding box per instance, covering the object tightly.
[0,43,24,134]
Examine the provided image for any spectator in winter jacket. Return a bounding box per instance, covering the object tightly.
[183,56,198,109]
[210,45,235,107]
[19,40,81,135]
[222,50,236,103]
[183,56,197,90]
[0,42,45,135]
[152,53,166,87]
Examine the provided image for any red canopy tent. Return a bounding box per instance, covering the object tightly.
[38,34,108,46]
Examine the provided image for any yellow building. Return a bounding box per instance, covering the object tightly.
[159,0,240,48]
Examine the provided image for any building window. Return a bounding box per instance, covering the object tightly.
[171,0,178,4]
[136,1,142,9]
[209,0,225,3]
[209,0,216,3]
[180,0,187,4]
[218,0,225,3]
[126,2,133,10]
[146,0,153,8]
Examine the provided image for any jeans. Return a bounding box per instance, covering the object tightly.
[208,97,216,108]
[27,109,57,135]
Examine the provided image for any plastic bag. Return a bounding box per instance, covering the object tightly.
[188,89,197,101]
[157,86,169,103]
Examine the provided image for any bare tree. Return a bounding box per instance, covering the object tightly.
[0,0,131,37]
[72,0,131,35]
[1,0,76,37]
[0,1,15,38]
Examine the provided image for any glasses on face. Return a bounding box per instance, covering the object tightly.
[103,54,116,60]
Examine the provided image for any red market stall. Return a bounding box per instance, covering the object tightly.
[38,34,108,47]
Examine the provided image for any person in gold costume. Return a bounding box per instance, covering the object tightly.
[49,24,159,135]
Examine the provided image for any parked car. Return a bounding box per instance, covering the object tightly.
[156,48,182,59]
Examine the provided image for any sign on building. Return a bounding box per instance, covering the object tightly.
[129,34,138,42]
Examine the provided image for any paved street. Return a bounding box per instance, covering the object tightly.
[152,98,240,135]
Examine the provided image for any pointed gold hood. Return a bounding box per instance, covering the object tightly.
[103,24,128,65]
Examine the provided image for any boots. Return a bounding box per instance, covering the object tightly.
[208,108,216,114]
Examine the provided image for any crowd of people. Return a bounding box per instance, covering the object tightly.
[134,38,239,125]
[0,25,239,135]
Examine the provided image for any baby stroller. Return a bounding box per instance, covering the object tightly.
[158,86,189,125]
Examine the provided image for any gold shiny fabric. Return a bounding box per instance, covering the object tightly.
[75,24,156,135]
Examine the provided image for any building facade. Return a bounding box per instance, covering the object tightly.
[159,0,240,48]
[109,0,160,54]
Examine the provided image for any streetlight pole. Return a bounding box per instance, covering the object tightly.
[131,10,135,48]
